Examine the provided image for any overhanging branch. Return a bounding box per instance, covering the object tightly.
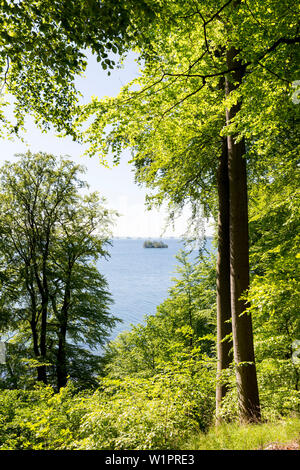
[0,56,10,95]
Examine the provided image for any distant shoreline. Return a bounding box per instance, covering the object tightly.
[112,237,182,240]
[111,236,213,240]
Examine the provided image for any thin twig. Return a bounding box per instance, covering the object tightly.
[156,79,207,126]
[244,0,263,27]
[257,61,291,84]
[161,65,243,80]
[0,56,10,95]
[256,36,300,63]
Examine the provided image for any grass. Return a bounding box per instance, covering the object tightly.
[182,416,300,450]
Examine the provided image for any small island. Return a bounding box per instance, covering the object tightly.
[143,240,168,248]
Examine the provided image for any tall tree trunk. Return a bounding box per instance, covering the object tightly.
[37,364,47,383]
[216,137,233,423]
[57,320,68,390]
[38,297,48,384]
[225,46,261,422]
[31,318,47,383]
[56,277,71,390]
[34,231,51,385]
[26,264,47,383]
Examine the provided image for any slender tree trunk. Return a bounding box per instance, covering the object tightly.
[26,265,47,383]
[31,248,48,384]
[30,318,47,383]
[225,46,261,423]
[36,366,47,383]
[38,297,48,384]
[6,358,18,389]
[57,320,68,390]
[56,277,71,390]
[216,137,233,423]
[34,232,51,385]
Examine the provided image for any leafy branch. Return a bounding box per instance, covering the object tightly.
[0,56,10,96]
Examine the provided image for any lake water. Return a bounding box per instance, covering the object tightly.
[98,238,209,339]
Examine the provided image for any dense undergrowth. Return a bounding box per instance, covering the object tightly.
[183,417,300,450]
[0,381,299,450]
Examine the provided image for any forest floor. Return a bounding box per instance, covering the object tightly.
[262,440,299,450]
[183,417,300,450]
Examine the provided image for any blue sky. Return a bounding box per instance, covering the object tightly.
[0,51,211,238]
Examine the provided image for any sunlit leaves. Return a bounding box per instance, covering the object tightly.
[0,152,118,388]
[0,0,159,137]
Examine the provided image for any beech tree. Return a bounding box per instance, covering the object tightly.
[0,152,117,388]
[215,137,232,421]
[49,192,117,390]
[75,0,299,422]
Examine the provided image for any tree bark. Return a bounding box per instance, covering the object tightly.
[56,276,71,390]
[225,46,261,423]
[38,297,48,384]
[25,263,47,383]
[30,318,47,383]
[215,137,233,423]
[57,320,68,390]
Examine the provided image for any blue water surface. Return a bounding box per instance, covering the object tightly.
[98,238,205,339]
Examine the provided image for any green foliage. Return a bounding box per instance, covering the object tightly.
[0,367,296,451]
[104,251,216,379]
[1,383,299,450]
[0,0,299,450]
[76,364,215,450]
[0,235,299,448]
[247,157,300,418]
[215,155,300,422]
[0,0,159,136]
[0,384,85,449]
[0,250,217,450]
[183,416,300,450]
[0,361,215,450]
[0,152,118,388]
[75,0,299,217]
